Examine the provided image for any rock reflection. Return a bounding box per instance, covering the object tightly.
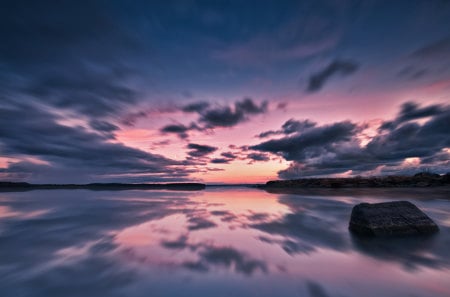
[351,231,450,271]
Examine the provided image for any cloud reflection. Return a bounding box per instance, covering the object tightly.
[0,188,449,296]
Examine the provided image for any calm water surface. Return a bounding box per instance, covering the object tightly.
[0,187,449,297]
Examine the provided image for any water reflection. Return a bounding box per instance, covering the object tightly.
[0,187,449,296]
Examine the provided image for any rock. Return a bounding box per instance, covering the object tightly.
[414,172,440,178]
[349,201,439,236]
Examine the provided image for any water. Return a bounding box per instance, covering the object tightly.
[0,187,449,297]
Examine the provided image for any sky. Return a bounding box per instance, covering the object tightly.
[0,0,449,184]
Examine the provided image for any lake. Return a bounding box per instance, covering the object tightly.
[0,187,449,297]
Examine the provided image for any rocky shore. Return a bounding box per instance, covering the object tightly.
[262,172,450,189]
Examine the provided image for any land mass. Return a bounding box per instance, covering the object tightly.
[0,182,206,192]
[260,172,450,189]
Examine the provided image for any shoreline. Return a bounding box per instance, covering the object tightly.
[260,173,450,189]
[0,182,206,192]
[1,173,449,192]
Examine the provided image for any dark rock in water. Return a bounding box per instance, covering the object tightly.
[349,201,439,236]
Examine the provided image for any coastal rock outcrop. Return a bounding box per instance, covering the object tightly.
[349,201,439,236]
[262,172,450,188]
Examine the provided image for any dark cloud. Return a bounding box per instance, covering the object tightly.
[247,153,270,162]
[23,68,140,118]
[89,120,119,133]
[0,1,188,183]
[210,158,231,164]
[164,98,267,136]
[187,143,218,157]
[210,151,238,164]
[0,103,192,183]
[257,119,316,138]
[367,108,450,162]
[306,59,359,92]
[181,101,210,113]
[281,119,316,134]
[252,102,450,178]
[221,152,237,159]
[257,130,280,138]
[251,121,357,161]
[120,111,149,127]
[199,98,267,128]
[0,1,146,121]
[161,124,190,134]
[380,101,446,130]
[235,98,268,114]
[160,123,203,139]
[200,106,245,127]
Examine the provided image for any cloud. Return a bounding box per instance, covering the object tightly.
[251,121,357,161]
[89,120,119,133]
[23,69,140,118]
[160,123,203,139]
[306,59,359,92]
[199,98,267,128]
[246,153,270,162]
[235,98,268,114]
[158,98,268,140]
[0,1,145,122]
[210,158,231,164]
[209,151,238,164]
[181,101,210,113]
[199,106,245,127]
[380,101,446,130]
[221,152,237,159]
[251,102,450,178]
[0,103,193,183]
[161,124,190,135]
[187,143,218,157]
[200,106,245,127]
[257,119,316,138]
